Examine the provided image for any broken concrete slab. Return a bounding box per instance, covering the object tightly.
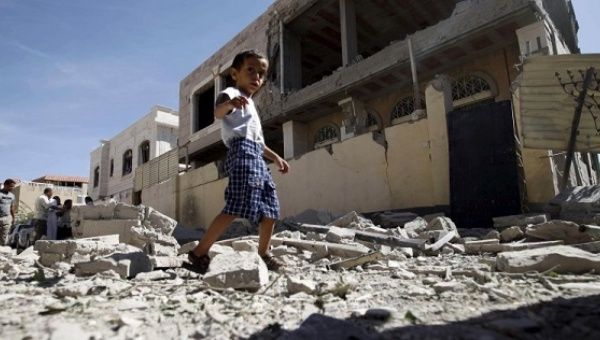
[466,241,563,255]
[426,217,459,239]
[433,281,466,294]
[403,217,428,238]
[325,226,356,243]
[150,256,184,269]
[203,252,269,290]
[75,258,130,279]
[144,207,177,236]
[484,230,501,240]
[34,239,131,267]
[74,246,152,279]
[493,213,548,229]
[70,202,117,222]
[525,220,600,244]
[500,226,524,242]
[286,276,317,295]
[133,270,175,281]
[327,252,384,270]
[74,219,140,242]
[128,226,179,256]
[271,237,371,258]
[496,245,600,274]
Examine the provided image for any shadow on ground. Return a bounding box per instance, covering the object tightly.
[247,294,600,340]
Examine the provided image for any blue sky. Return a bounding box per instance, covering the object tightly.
[0,0,598,182]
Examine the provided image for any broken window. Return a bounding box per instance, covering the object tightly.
[452,74,495,108]
[109,159,114,177]
[314,124,340,149]
[93,166,100,188]
[139,140,150,165]
[193,85,215,133]
[122,149,133,176]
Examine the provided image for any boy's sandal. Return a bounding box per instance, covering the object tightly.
[186,251,211,274]
[261,253,285,271]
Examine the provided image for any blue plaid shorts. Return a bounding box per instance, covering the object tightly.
[222,138,280,224]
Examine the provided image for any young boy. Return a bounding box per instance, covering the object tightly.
[188,50,290,273]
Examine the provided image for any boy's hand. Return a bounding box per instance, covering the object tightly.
[275,157,290,174]
[228,96,248,110]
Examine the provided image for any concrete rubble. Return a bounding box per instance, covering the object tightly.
[2,209,600,338]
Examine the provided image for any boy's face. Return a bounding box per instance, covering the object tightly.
[232,56,268,96]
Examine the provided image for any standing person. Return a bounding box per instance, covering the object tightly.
[189,50,290,273]
[33,188,53,241]
[46,196,61,240]
[0,179,17,245]
[57,199,73,240]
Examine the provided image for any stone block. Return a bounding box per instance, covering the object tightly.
[525,220,600,244]
[403,217,428,238]
[34,240,70,254]
[500,226,524,242]
[128,226,179,256]
[496,245,600,274]
[232,240,258,252]
[493,213,548,229]
[271,245,288,257]
[75,258,130,279]
[144,207,177,236]
[150,256,184,268]
[287,276,316,295]
[327,211,373,229]
[433,281,466,294]
[39,253,65,267]
[114,203,145,220]
[203,251,268,290]
[325,226,356,243]
[484,230,501,240]
[75,219,140,242]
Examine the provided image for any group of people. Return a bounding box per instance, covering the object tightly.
[0,177,95,245]
[32,189,93,241]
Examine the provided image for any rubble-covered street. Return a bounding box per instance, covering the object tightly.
[1,204,600,339]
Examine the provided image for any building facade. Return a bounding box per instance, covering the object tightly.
[89,106,179,203]
[143,0,585,228]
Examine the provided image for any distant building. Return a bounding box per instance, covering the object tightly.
[89,105,178,203]
[32,175,88,189]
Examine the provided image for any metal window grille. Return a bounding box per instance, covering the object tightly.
[452,75,491,101]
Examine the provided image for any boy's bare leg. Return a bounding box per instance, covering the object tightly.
[192,213,237,257]
[258,217,276,256]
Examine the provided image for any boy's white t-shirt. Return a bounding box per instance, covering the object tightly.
[218,87,265,147]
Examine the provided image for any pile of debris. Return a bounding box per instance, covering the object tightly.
[1,205,600,339]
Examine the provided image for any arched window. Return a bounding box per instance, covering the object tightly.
[122,149,133,176]
[139,140,150,165]
[391,96,426,124]
[109,159,114,177]
[451,74,496,108]
[314,124,340,148]
[93,166,100,188]
[366,109,382,132]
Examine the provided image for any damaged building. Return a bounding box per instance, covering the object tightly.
[138,0,586,228]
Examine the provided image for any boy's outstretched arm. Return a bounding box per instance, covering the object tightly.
[264,146,290,174]
[214,94,249,119]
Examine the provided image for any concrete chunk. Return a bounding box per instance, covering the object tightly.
[203,252,268,290]
[371,211,419,228]
[496,245,600,274]
[325,226,356,243]
[208,244,235,259]
[525,220,600,244]
[144,207,177,236]
[500,226,524,242]
[427,217,460,239]
[287,276,317,295]
[74,219,140,242]
[150,256,183,268]
[178,241,199,255]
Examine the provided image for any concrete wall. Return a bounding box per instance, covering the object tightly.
[141,177,177,219]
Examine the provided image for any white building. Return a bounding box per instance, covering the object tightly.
[89,106,178,203]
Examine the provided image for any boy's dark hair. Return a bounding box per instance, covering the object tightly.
[4,178,16,186]
[231,50,266,70]
[85,196,93,203]
[43,188,52,194]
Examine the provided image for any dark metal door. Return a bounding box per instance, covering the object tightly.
[448,100,523,228]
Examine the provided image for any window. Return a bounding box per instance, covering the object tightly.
[366,110,382,132]
[193,85,215,133]
[391,96,426,124]
[122,149,133,176]
[139,141,150,165]
[451,75,493,104]
[93,166,100,188]
[109,159,114,177]
[314,124,340,148]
